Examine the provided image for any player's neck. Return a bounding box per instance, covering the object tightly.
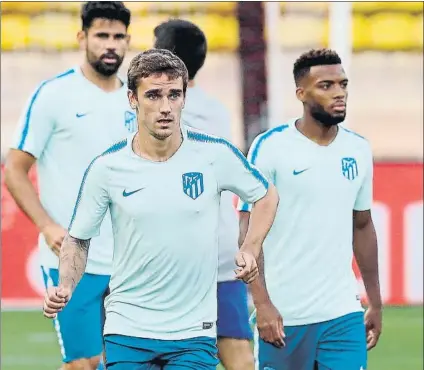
[80,62,123,92]
[296,115,339,146]
[134,127,183,162]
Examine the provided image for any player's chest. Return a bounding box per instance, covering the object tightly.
[109,160,220,220]
[275,149,365,201]
[55,92,137,142]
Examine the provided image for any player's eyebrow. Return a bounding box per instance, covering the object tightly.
[144,88,162,95]
[169,88,183,94]
[316,78,349,85]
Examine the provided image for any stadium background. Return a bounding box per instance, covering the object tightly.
[1,1,422,369]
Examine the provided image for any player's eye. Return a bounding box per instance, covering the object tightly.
[341,81,348,89]
[169,92,181,100]
[146,93,159,100]
[96,33,109,39]
[321,83,331,90]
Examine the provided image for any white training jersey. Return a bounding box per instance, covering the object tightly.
[11,67,137,275]
[238,120,372,326]
[68,125,269,340]
[182,85,240,282]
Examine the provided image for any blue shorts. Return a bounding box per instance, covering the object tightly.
[41,267,110,363]
[217,280,253,340]
[104,335,219,369]
[256,311,367,370]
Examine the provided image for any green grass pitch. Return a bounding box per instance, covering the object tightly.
[1,306,422,370]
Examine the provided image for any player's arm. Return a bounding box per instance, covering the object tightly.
[237,135,276,302]
[238,136,285,347]
[216,145,278,259]
[4,87,65,255]
[60,158,110,294]
[353,147,382,350]
[215,140,279,283]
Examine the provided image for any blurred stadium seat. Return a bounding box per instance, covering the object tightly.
[279,15,325,49]
[1,1,422,52]
[369,13,417,50]
[29,14,79,50]
[1,14,30,51]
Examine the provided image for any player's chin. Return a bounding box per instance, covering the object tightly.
[153,127,173,140]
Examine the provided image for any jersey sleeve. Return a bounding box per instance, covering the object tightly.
[237,134,275,212]
[68,158,110,240]
[11,84,56,158]
[354,145,373,211]
[215,141,269,205]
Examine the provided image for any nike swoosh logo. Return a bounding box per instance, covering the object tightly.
[76,113,89,118]
[293,168,309,175]
[122,188,144,197]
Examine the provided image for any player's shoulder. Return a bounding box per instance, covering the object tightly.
[186,86,229,115]
[186,125,233,148]
[31,68,77,99]
[339,126,372,154]
[89,137,129,172]
[185,125,243,160]
[183,87,231,138]
[249,123,292,158]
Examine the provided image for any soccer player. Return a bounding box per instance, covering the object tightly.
[238,49,383,370]
[154,19,256,370]
[42,49,279,370]
[4,3,132,370]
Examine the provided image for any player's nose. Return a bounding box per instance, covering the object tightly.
[159,98,172,114]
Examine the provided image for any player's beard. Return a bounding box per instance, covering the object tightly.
[86,49,124,77]
[309,101,346,127]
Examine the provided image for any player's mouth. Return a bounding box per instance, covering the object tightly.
[157,119,173,125]
[331,102,346,113]
[102,54,119,64]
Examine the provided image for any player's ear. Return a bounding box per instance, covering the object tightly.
[77,30,87,51]
[296,86,306,103]
[128,90,138,110]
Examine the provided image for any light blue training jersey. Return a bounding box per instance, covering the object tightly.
[68,125,269,340]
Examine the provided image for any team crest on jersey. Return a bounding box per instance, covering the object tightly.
[124,111,136,132]
[182,172,204,200]
[341,157,358,180]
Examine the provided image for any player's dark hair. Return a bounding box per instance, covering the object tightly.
[153,19,207,80]
[127,49,189,95]
[293,48,342,86]
[81,2,131,31]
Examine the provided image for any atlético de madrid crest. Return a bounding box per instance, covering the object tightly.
[182,172,204,200]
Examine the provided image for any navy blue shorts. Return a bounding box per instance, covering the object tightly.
[255,311,367,370]
[41,267,110,363]
[104,335,219,370]
[217,280,253,340]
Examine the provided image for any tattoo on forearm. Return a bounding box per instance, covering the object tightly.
[258,249,267,289]
[59,234,90,292]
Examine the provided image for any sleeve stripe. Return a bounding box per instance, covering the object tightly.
[187,130,269,189]
[17,69,75,150]
[250,124,289,164]
[68,139,127,231]
[238,124,289,211]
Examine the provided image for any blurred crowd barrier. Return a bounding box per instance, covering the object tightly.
[1,2,423,51]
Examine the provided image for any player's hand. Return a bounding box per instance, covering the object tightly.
[256,301,286,348]
[234,251,258,283]
[41,223,66,256]
[364,306,382,350]
[43,286,72,319]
